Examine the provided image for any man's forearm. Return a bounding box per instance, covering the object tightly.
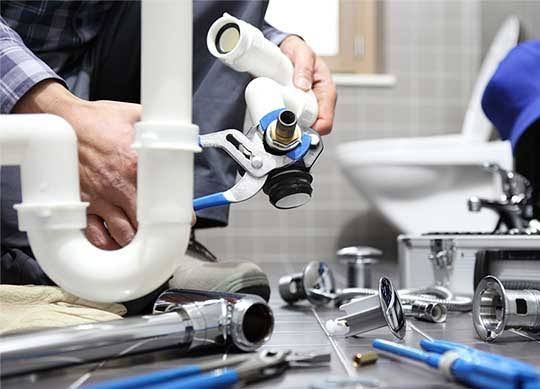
[12,79,82,115]
[0,15,65,113]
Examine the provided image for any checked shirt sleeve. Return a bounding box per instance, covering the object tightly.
[261,20,290,46]
[0,15,63,113]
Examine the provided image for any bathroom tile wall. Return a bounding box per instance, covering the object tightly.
[197,0,482,264]
[481,0,540,55]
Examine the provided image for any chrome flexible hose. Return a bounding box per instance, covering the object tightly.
[399,294,472,312]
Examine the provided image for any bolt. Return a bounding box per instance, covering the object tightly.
[309,133,320,146]
[251,156,263,169]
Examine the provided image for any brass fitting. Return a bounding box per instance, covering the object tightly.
[352,351,379,367]
[266,109,301,151]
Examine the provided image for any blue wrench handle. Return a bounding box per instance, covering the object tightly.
[149,369,239,389]
[86,365,202,389]
[193,193,230,211]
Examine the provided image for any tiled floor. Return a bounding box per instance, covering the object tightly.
[2,261,540,389]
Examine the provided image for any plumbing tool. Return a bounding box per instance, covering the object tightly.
[278,261,472,311]
[468,163,538,234]
[473,275,540,341]
[325,277,407,339]
[193,109,323,211]
[337,246,381,288]
[0,289,274,377]
[88,350,330,389]
[86,354,253,389]
[372,338,540,389]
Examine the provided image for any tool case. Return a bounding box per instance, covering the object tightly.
[398,232,540,296]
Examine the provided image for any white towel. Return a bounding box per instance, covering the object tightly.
[0,285,126,334]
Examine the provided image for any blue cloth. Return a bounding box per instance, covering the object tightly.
[482,40,540,150]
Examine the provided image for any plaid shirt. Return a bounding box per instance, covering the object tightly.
[0,1,287,114]
[0,1,115,113]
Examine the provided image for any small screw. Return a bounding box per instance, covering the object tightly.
[251,156,263,169]
[352,351,378,367]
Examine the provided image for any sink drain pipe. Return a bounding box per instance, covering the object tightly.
[0,289,274,377]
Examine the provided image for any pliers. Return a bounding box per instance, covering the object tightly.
[86,350,330,389]
[192,109,323,211]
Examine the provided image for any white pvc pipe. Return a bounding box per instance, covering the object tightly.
[244,78,286,127]
[0,0,198,303]
[207,13,318,127]
[141,0,192,122]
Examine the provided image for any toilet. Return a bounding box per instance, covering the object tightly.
[336,17,520,234]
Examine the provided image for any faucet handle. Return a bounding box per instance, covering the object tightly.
[336,246,382,262]
[482,163,532,203]
[467,196,482,213]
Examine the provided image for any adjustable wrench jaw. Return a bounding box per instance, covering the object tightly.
[193,109,323,211]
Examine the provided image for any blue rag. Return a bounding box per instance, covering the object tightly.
[482,40,540,150]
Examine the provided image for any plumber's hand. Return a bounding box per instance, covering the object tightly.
[71,100,140,250]
[279,35,337,135]
[13,80,139,250]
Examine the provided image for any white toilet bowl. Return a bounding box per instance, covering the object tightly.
[338,136,512,233]
[336,17,520,234]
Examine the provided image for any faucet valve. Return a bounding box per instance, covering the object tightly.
[468,163,535,233]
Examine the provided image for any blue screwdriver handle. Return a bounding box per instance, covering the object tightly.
[147,369,239,389]
[86,365,202,389]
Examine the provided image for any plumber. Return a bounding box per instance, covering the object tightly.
[0,1,337,313]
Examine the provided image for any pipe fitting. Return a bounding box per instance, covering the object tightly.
[208,13,318,129]
[265,109,301,152]
[403,301,447,323]
[473,275,540,341]
[0,0,198,303]
[325,277,407,339]
[0,289,274,376]
[153,289,274,352]
[279,261,336,306]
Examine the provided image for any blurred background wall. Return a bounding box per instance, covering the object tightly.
[198,0,532,266]
[481,1,539,56]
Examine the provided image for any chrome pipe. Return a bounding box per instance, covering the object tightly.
[473,276,540,341]
[0,289,274,376]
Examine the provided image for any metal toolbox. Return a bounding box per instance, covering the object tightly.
[398,233,540,296]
